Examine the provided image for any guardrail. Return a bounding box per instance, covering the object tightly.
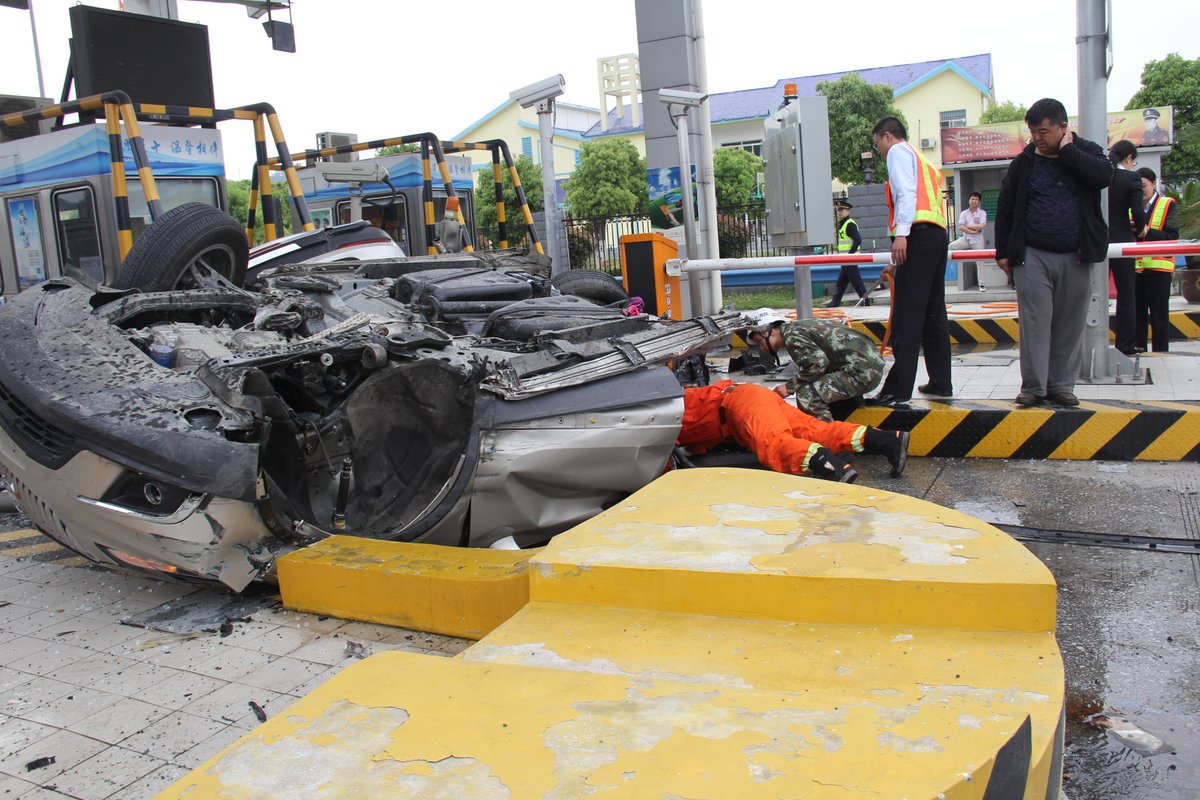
[666,242,1200,318]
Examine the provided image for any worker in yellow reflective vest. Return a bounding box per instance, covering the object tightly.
[866,116,952,406]
[824,200,871,307]
[1134,167,1180,352]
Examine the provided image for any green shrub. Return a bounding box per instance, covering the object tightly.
[717,216,750,258]
[568,231,596,267]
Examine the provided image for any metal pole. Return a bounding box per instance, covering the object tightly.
[1077,0,1125,380]
[673,106,705,316]
[538,102,564,275]
[690,0,723,312]
[28,1,45,98]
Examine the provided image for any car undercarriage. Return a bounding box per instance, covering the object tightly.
[0,250,739,589]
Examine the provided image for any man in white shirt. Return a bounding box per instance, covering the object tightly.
[949,191,988,289]
[865,117,953,405]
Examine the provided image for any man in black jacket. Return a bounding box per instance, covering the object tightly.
[995,98,1113,408]
[1108,140,1148,356]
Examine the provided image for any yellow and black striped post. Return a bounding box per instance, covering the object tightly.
[115,101,163,222]
[262,108,313,233]
[419,138,438,255]
[499,140,543,256]
[427,136,472,252]
[252,115,277,242]
[492,148,508,249]
[103,103,134,261]
[243,162,259,245]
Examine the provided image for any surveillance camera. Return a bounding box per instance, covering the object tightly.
[318,162,388,184]
[510,75,566,109]
[657,88,707,108]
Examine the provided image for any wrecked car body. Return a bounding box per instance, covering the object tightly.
[0,250,737,590]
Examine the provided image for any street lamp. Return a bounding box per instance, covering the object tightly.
[861,151,875,185]
[510,75,566,274]
[659,88,707,314]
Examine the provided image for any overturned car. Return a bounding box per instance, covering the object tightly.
[0,250,738,589]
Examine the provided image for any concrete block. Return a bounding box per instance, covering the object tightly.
[277,536,534,640]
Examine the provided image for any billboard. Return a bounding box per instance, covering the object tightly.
[941,107,1173,164]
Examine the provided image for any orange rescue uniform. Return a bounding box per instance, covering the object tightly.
[679,380,867,475]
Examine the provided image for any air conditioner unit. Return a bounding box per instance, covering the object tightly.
[316,131,358,163]
[919,137,937,150]
[0,95,54,143]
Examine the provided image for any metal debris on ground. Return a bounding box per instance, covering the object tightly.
[344,640,368,659]
[1089,713,1174,757]
[133,631,205,650]
[25,756,56,772]
[121,587,279,634]
[249,701,268,723]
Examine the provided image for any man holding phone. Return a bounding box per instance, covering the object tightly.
[994,98,1113,408]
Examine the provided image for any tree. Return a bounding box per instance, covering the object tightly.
[473,154,543,244]
[979,100,1027,125]
[227,178,294,244]
[713,147,763,206]
[565,138,648,218]
[816,73,906,184]
[375,143,421,157]
[1127,53,1200,181]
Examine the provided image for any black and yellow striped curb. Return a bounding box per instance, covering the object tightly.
[849,308,1200,345]
[847,398,1200,461]
[0,527,88,566]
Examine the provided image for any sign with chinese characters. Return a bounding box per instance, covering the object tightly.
[122,125,225,176]
[941,107,1173,164]
[7,196,46,289]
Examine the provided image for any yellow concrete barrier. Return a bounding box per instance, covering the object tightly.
[163,469,1064,799]
[278,536,534,639]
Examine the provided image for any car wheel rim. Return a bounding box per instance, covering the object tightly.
[181,243,238,289]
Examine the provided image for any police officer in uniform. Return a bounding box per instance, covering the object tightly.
[1140,108,1170,146]
[824,200,870,307]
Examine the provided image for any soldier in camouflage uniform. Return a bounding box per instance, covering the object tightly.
[743,312,884,422]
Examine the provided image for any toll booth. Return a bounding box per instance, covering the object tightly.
[619,233,682,319]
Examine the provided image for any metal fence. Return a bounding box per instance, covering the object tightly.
[559,202,788,274]
[562,214,655,274]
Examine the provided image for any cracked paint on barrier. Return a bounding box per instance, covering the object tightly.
[541,687,846,798]
[182,700,500,798]
[185,699,513,799]
[464,641,753,689]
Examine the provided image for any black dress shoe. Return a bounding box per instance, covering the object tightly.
[917,383,953,397]
[866,393,910,407]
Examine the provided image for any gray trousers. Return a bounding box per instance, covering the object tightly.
[1014,247,1091,396]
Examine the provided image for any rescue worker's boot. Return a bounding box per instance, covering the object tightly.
[807,448,858,483]
[864,428,910,478]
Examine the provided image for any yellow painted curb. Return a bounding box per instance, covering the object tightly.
[278,537,534,640]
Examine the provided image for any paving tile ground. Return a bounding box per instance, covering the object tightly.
[0,557,470,799]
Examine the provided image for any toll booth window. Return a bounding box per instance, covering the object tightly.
[127,178,221,242]
[336,194,409,254]
[52,188,104,283]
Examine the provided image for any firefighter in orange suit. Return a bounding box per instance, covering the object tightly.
[678,380,910,482]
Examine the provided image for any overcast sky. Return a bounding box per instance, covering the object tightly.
[2,0,1197,179]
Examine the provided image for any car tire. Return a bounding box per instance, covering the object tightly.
[114,203,249,291]
[550,268,629,304]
